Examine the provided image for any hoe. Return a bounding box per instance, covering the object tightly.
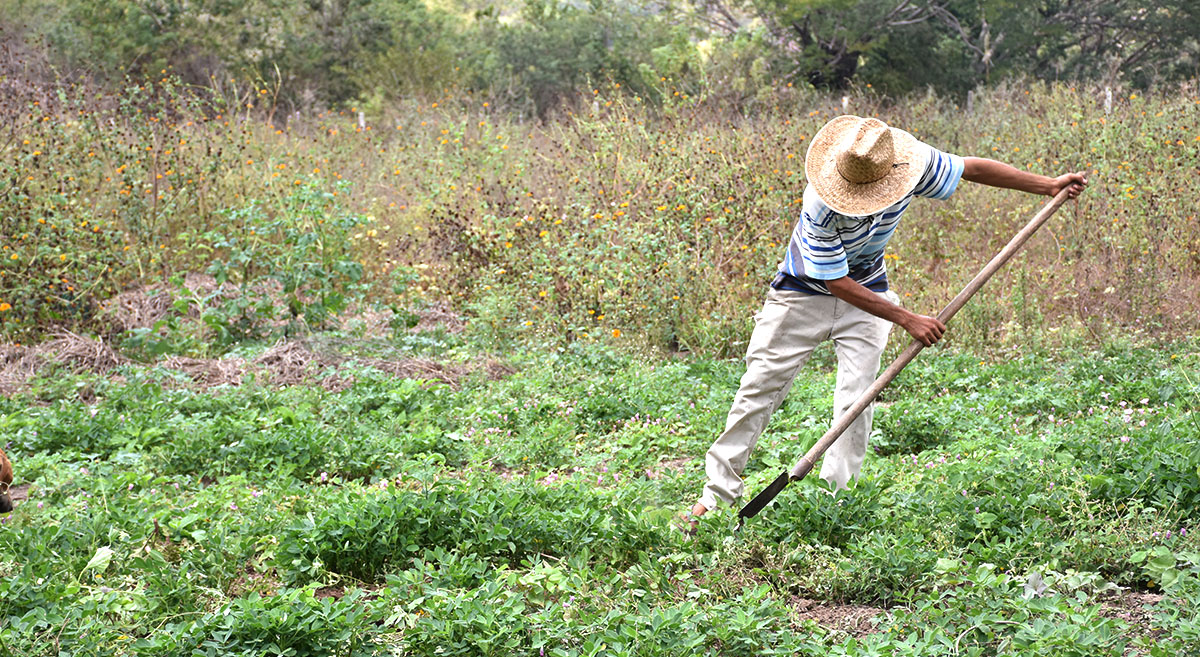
[737,186,1076,529]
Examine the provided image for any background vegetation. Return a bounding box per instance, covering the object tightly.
[2,68,1197,357]
[2,0,1198,116]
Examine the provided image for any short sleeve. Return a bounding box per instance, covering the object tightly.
[911,144,964,200]
[799,209,849,280]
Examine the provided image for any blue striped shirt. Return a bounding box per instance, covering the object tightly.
[773,143,964,295]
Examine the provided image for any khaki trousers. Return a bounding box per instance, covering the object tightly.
[698,287,897,511]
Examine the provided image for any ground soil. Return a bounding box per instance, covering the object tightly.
[1100,590,1166,642]
[644,456,695,480]
[8,483,29,504]
[790,596,888,636]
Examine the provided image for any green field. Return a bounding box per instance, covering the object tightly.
[2,330,1198,655]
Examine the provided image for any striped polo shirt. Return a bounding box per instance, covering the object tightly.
[773,143,964,295]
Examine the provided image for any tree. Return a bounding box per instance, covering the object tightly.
[750,0,939,88]
[750,0,1200,93]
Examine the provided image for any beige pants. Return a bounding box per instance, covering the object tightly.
[698,287,897,510]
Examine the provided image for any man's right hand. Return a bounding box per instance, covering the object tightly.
[902,313,946,347]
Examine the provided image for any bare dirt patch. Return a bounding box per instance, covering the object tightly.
[411,301,466,334]
[645,456,695,480]
[8,483,30,504]
[1100,590,1165,641]
[314,585,346,600]
[227,564,282,599]
[790,596,888,637]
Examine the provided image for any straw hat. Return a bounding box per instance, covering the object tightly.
[805,115,928,217]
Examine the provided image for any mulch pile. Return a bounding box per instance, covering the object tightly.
[0,335,511,395]
[0,331,127,395]
[1,275,498,396]
[96,273,229,332]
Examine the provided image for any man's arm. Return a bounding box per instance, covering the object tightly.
[962,158,1088,198]
[825,276,945,347]
[822,160,1086,347]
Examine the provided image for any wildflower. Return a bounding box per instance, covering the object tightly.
[612,329,621,338]
[230,503,239,511]
[0,303,10,312]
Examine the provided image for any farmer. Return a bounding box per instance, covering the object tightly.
[681,115,1086,531]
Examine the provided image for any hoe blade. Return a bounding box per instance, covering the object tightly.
[736,471,790,528]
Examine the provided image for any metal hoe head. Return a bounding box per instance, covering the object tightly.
[735,471,791,531]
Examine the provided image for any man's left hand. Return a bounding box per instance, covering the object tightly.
[1050,172,1088,199]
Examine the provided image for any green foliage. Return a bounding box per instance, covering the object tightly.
[5,0,1197,111]
[473,0,672,118]
[2,338,1198,655]
[276,478,666,583]
[199,182,367,343]
[145,588,381,656]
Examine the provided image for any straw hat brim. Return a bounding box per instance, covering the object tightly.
[805,115,928,217]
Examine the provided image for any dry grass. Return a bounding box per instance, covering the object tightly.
[0,332,125,395]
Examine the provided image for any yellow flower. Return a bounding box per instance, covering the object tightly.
[0,303,11,312]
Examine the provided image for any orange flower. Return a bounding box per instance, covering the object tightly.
[0,303,10,312]
[612,329,621,338]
